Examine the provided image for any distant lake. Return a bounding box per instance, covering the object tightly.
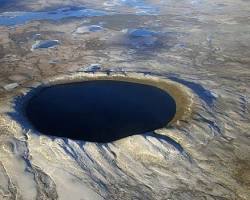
[0,7,108,26]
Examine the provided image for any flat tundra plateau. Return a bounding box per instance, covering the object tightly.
[0,0,250,199]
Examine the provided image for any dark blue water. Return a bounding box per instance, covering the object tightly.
[32,40,59,49]
[128,29,157,38]
[0,0,9,6]
[0,1,159,26]
[0,7,108,26]
[127,28,163,49]
[25,80,176,143]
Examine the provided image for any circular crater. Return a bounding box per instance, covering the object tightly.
[25,80,176,143]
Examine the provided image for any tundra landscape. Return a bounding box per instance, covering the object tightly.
[0,0,250,199]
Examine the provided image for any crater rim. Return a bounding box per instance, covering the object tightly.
[10,72,194,142]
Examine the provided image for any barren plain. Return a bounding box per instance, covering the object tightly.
[0,0,250,199]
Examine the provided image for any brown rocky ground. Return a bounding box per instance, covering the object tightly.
[0,0,250,199]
